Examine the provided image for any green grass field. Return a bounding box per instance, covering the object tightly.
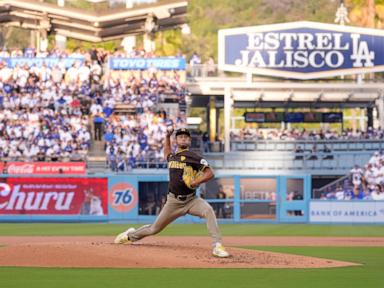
[1,223,384,237]
[0,223,383,288]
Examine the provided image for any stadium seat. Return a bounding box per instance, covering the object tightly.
[293,160,304,169]
[339,143,348,150]
[256,143,267,150]
[266,143,275,150]
[276,143,285,150]
[246,143,256,150]
[285,143,295,151]
[236,143,246,151]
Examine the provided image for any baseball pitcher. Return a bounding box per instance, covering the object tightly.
[114,128,229,258]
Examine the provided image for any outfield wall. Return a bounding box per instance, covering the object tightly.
[0,174,383,224]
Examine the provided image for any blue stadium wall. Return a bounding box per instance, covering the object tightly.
[0,173,383,224]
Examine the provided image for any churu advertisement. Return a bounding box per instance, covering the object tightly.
[0,178,108,215]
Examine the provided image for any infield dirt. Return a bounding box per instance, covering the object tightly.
[0,236,379,268]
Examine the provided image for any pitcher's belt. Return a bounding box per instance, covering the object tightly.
[169,192,196,201]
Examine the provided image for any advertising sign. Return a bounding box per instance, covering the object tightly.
[322,112,343,123]
[107,175,140,220]
[310,201,384,223]
[109,182,138,213]
[0,57,84,68]
[109,57,186,70]
[0,177,108,215]
[5,162,86,175]
[219,21,384,79]
[244,112,335,123]
[244,112,265,123]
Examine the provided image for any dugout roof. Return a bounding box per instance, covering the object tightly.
[0,0,188,42]
[187,79,383,109]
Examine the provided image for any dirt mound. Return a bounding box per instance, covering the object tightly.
[0,236,361,268]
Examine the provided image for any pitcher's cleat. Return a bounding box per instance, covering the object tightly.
[212,243,230,258]
[114,227,135,244]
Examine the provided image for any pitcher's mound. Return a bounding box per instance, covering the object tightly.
[0,236,359,269]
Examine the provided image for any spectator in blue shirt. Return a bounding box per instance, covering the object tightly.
[93,113,105,141]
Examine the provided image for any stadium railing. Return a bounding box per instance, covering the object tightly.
[92,150,371,173]
[230,139,384,152]
[204,150,372,173]
[186,64,228,78]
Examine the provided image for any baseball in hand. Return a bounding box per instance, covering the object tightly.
[167,126,174,135]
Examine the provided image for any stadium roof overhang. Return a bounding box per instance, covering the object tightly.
[187,79,383,109]
[0,0,188,42]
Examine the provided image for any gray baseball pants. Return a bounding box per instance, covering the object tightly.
[129,194,222,244]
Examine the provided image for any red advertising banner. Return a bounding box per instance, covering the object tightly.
[0,178,108,215]
[0,162,4,173]
[5,162,87,175]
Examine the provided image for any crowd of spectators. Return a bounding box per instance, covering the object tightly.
[99,66,187,171]
[319,151,384,201]
[0,56,95,161]
[0,45,181,65]
[0,46,108,65]
[188,52,216,77]
[230,127,384,141]
[0,46,188,166]
[294,144,333,161]
[3,46,383,179]
[103,110,186,171]
[0,46,108,161]
[103,69,186,108]
[0,107,90,162]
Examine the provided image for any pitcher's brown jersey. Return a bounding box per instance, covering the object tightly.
[167,149,209,195]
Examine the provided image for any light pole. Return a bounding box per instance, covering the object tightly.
[334,0,350,26]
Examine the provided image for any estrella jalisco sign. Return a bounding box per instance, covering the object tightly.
[218,21,384,79]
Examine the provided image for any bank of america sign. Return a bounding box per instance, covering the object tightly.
[218,21,384,79]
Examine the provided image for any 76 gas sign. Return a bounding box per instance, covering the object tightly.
[109,183,138,213]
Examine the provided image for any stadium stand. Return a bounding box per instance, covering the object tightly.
[313,151,384,200]
[0,47,188,170]
[0,53,94,162]
[104,110,186,171]
[0,47,382,177]
[230,127,384,141]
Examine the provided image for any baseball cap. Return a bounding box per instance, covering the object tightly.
[175,128,191,137]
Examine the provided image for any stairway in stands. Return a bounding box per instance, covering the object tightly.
[87,139,107,173]
[86,102,188,173]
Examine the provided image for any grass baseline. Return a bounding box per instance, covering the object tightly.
[1,223,384,237]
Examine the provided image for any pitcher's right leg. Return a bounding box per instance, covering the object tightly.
[186,197,230,258]
[115,195,184,244]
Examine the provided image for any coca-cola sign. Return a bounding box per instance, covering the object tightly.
[5,162,87,175]
[7,164,35,174]
[0,178,107,215]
